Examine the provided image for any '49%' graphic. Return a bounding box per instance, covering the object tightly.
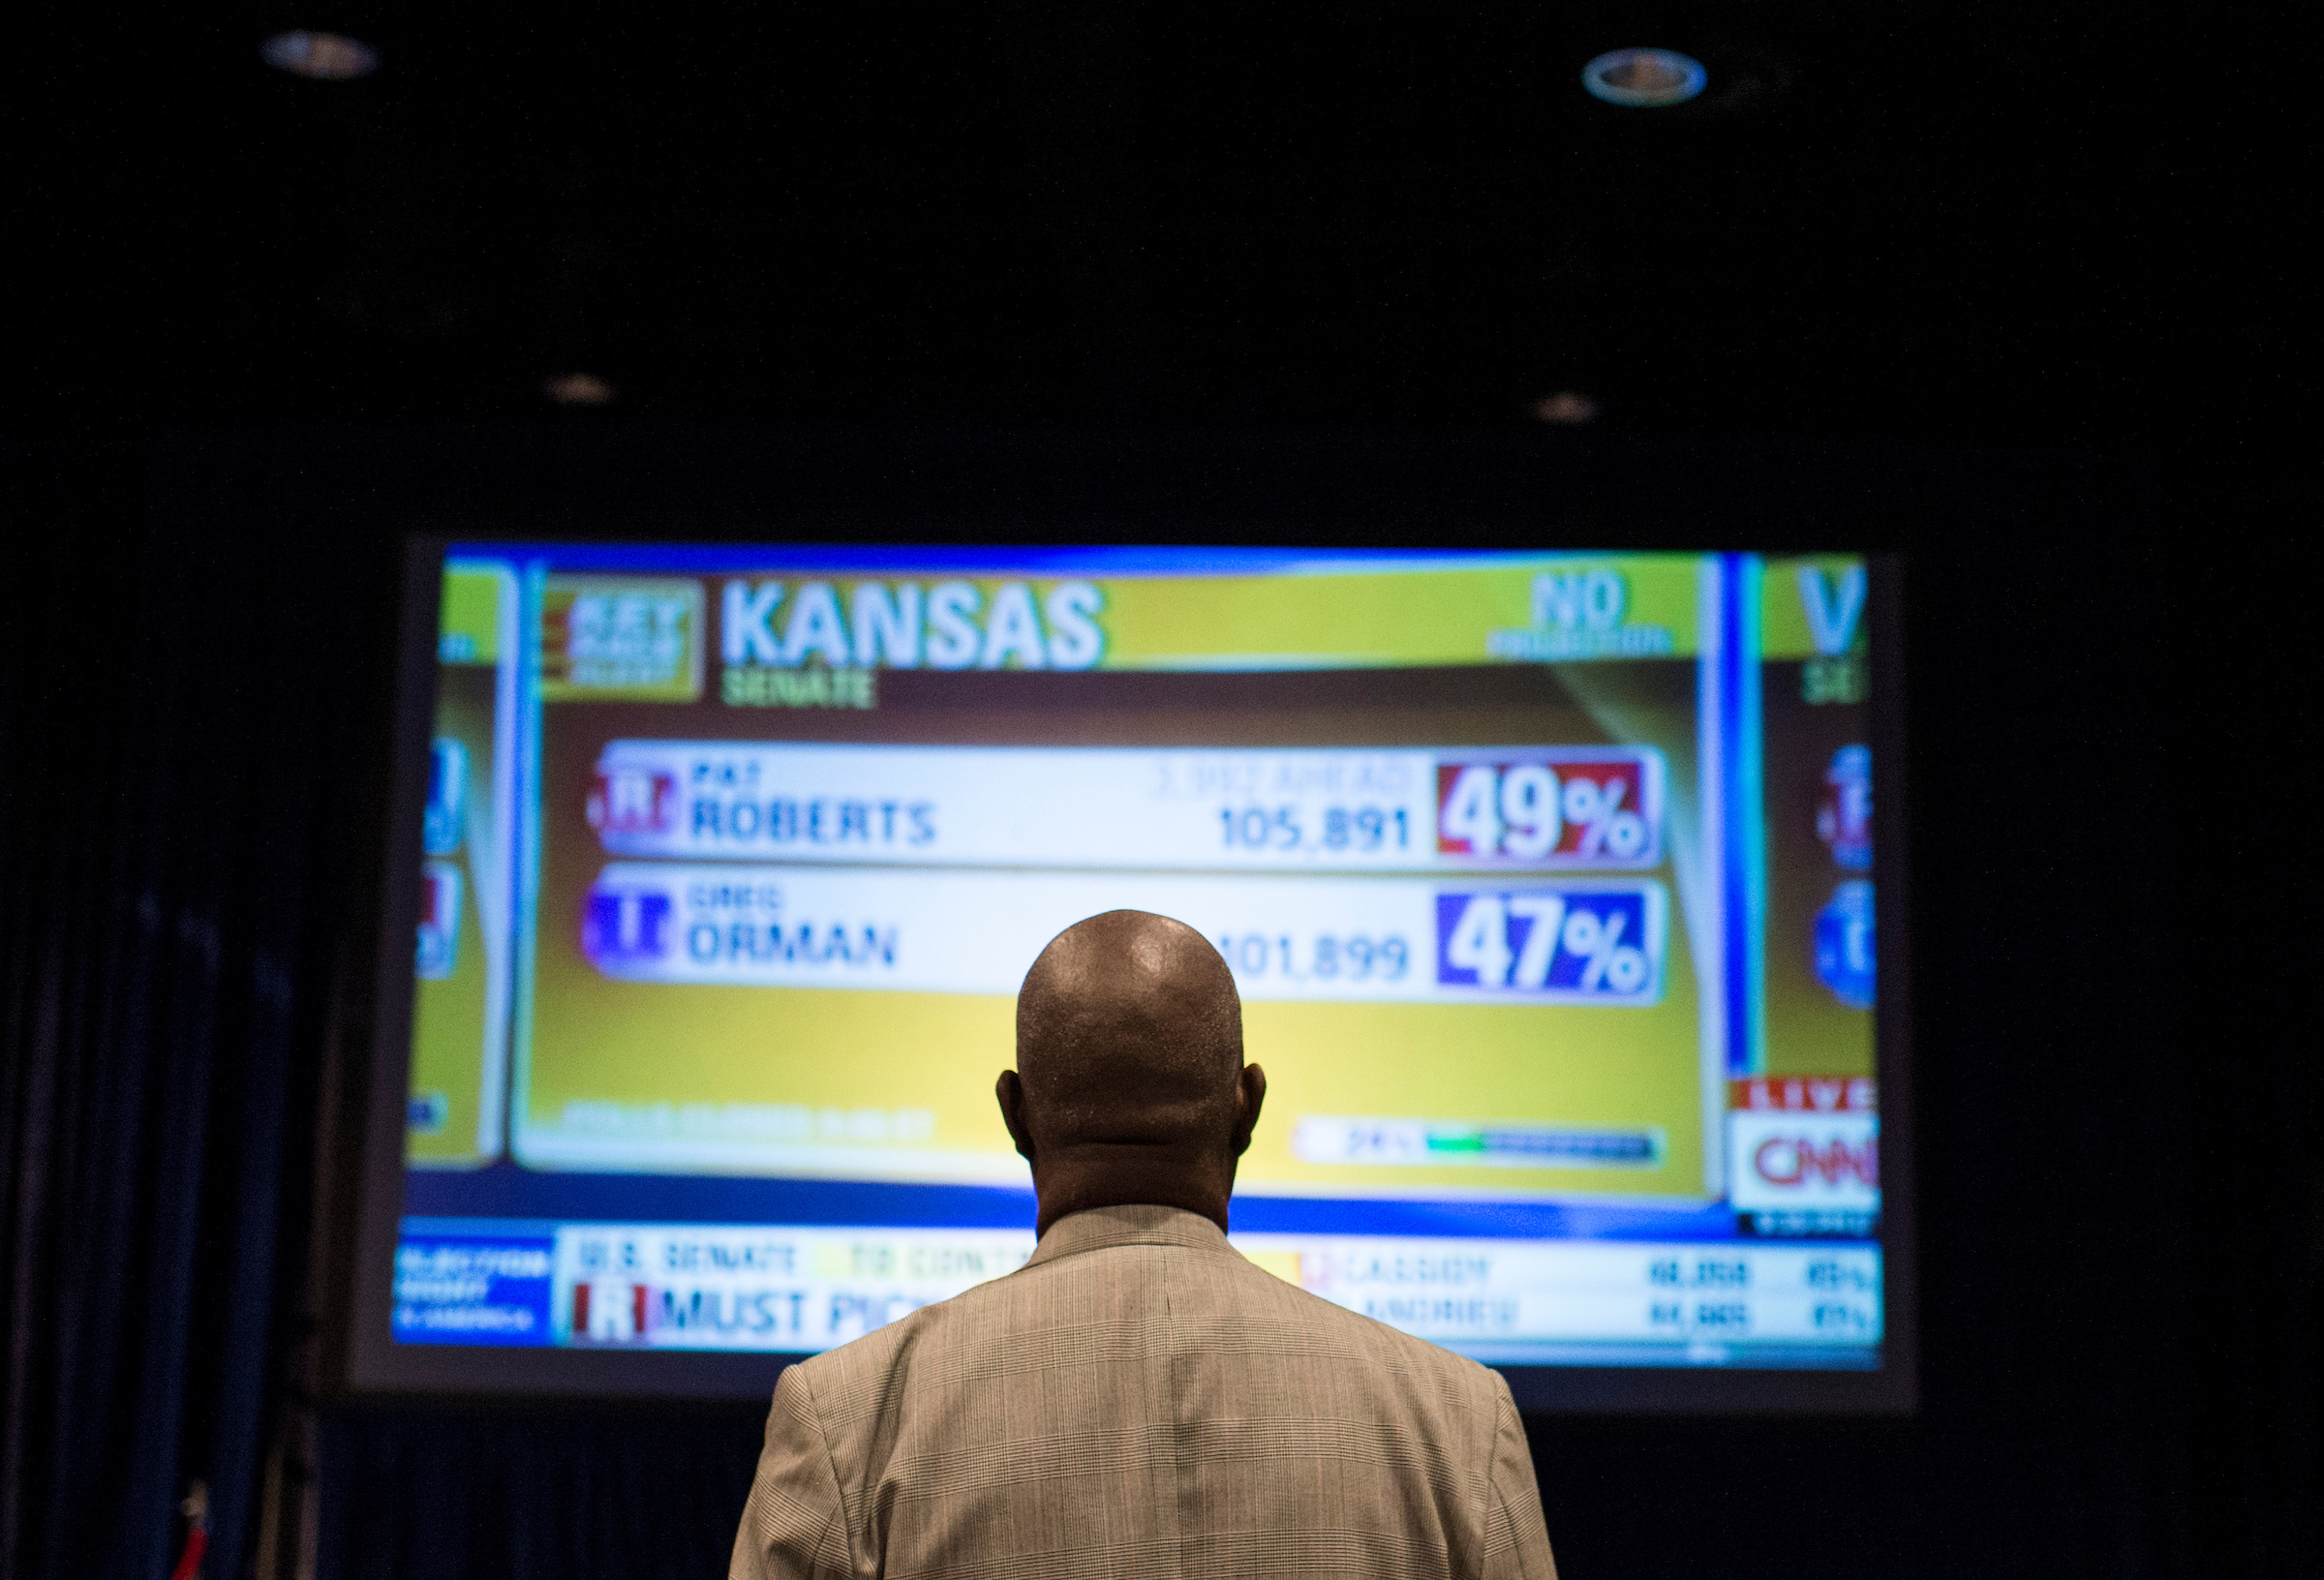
[1435,887,1666,1004]
[583,742,1663,872]
[1435,752,1662,865]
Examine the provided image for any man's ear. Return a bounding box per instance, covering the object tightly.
[996,1069,1036,1163]
[1230,1062,1267,1157]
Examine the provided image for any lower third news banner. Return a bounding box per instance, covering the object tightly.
[393,1220,1882,1365]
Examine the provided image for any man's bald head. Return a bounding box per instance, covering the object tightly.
[1001,910,1265,1235]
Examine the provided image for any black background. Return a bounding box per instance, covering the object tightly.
[1,0,2315,1572]
[0,0,2305,455]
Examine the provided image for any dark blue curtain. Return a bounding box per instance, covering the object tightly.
[318,1408,761,1580]
[3,425,2313,1580]
[0,429,373,1580]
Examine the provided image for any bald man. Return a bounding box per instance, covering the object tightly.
[731,910,1557,1580]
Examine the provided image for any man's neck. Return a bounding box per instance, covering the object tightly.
[1029,1144,1232,1237]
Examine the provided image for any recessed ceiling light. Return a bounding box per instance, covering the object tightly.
[544,373,616,407]
[260,31,379,80]
[1533,392,1600,425]
[1581,48,1706,108]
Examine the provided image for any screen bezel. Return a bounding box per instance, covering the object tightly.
[343,535,1916,1413]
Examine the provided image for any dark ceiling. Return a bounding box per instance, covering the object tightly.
[9,0,2295,451]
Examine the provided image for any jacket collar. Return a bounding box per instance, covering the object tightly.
[1020,1203,1236,1271]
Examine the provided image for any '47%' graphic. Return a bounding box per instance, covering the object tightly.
[1434,887,1665,1003]
[580,866,1667,1006]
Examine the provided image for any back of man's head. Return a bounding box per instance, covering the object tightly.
[1001,910,1263,1235]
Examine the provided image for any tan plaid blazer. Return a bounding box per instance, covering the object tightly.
[731,1203,1556,1579]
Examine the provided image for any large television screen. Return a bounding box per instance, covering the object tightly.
[349,542,1911,1410]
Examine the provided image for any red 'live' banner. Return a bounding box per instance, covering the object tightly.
[1728,1076,1876,1112]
